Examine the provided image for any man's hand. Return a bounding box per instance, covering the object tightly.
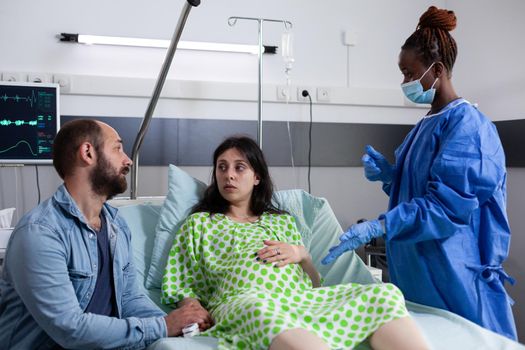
[164,299,213,337]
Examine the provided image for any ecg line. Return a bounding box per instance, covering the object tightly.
[0,140,38,156]
[0,90,53,108]
[0,90,38,107]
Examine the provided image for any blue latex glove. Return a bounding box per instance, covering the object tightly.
[362,145,394,184]
[321,219,383,265]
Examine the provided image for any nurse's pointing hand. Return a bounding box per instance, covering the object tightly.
[321,219,384,265]
[362,145,394,184]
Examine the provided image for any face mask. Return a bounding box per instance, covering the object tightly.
[401,62,438,104]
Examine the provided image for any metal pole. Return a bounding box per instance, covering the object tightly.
[257,19,263,148]
[130,0,200,199]
[228,17,292,150]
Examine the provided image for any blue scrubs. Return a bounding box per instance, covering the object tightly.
[382,98,517,340]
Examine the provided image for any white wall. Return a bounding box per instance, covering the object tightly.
[0,0,438,84]
[448,0,525,121]
[1,0,525,342]
[0,0,438,123]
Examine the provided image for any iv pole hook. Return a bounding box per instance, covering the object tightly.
[228,16,293,149]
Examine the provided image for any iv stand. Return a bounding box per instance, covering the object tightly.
[228,16,292,149]
[130,0,200,199]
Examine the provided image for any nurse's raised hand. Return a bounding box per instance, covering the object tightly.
[362,145,394,184]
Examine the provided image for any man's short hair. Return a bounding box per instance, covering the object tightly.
[52,119,104,179]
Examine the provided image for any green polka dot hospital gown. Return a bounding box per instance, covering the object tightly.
[162,212,409,349]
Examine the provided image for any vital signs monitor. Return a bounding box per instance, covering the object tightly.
[0,81,60,164]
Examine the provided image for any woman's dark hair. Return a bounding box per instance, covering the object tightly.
[402,6,458,76]
[52,119,104,179]
[192,135,285,216]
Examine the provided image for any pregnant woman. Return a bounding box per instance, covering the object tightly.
[162,136,428,350]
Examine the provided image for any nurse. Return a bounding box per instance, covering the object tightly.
[322,6,517,340]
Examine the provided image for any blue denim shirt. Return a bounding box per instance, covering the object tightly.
[0,185,167,349]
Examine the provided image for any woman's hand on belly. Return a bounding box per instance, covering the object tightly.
[255,240,309,268]
[255,240,321,287]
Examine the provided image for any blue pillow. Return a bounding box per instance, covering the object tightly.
[272,190,375,286]
[145,165,207,289]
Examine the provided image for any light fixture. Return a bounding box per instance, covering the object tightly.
[58,33,276,55]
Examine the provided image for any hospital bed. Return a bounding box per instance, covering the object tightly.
[113,2,523,348]
[110,165,525,350]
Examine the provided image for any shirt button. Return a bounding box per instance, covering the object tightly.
[89,234,95,239]
[93,264,97,269]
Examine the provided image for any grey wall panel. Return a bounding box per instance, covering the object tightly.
[61,116,524,167]
[176,119,256,166]
[494,120,525,167]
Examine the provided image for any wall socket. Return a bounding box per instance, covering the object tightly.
[297,87,314,102]
[1,72,24,82]
[53,74,71,93]
[316,87,331,102]
[27,73,51,83]
[276,85,292,101]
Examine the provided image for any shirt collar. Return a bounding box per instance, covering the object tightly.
[53,184,119,225]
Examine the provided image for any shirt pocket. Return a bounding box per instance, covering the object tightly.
[68,269,92,280]
[121,262,133,289]
[68,269,93,303]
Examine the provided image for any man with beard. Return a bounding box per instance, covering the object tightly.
[0,119,212,349]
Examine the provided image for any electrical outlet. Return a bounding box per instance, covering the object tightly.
[27,73,51,83]
[297,87,313,102]
[276,85,292,101]
[2,72,24,82]
[53,74,71,93]
[316,87,331,102]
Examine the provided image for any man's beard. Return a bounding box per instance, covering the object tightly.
[89,153,129,200]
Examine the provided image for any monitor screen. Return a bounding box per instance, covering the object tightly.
[0,81,60,164]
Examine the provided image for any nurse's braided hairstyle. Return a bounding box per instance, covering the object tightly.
[402,6,458,76]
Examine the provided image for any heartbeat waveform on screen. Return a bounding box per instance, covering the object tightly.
[0,90,53,108]
[0,90,38,108]
[0,119,38,126]
[0,140,38,156]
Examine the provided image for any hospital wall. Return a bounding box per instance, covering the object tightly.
[1,0,525,342]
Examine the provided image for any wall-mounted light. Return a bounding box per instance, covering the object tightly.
[58,33,277,55]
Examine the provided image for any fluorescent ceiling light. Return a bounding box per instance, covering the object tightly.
[59,33,276,55]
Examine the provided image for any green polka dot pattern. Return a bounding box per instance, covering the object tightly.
[161,212,409,349]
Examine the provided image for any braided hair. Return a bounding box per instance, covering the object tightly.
[402,6,458,76]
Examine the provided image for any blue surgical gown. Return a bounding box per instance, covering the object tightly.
[382,98,517,340]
